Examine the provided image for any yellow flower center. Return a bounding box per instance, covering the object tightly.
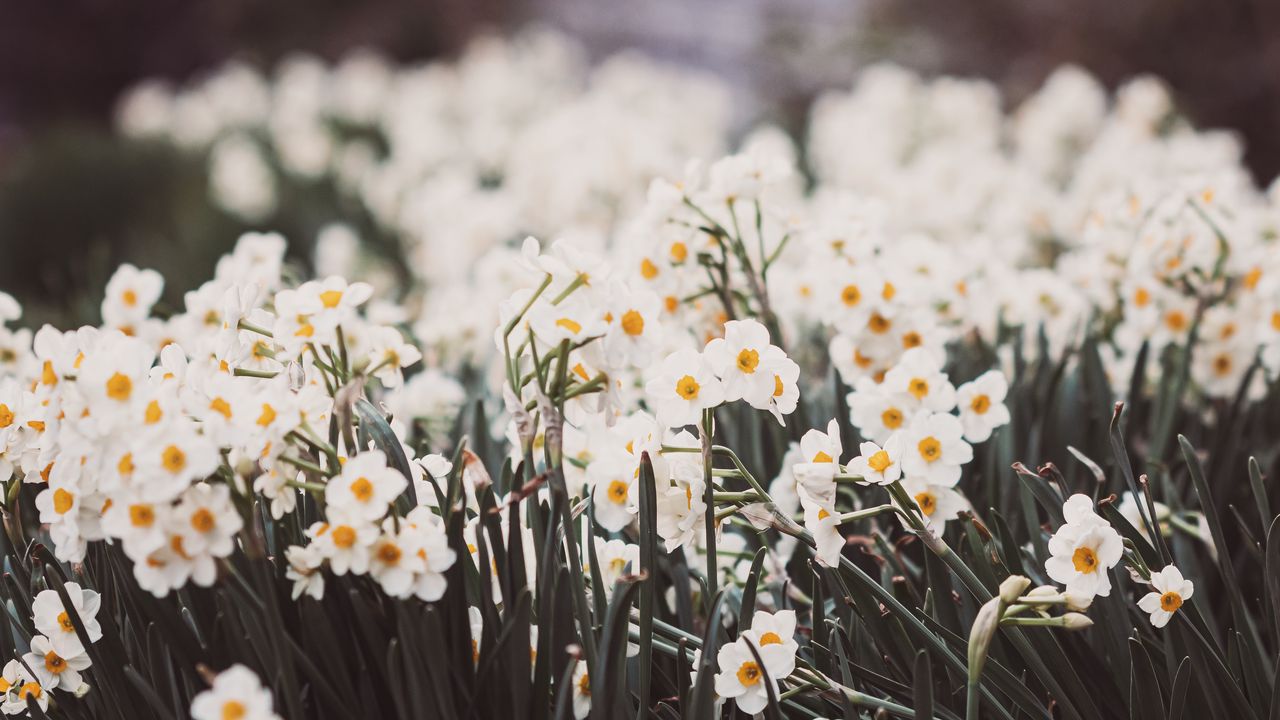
[257,403,277,427]
[759,632,783,646]
[867,450,891,473]
[106,372,133,401]
[841,284,861,307]
[1160,591,1183,612]
[19,682,41,700]
[868,313,891,334]
[162,445,186,473]
[123,289,138,307]
[320,289,343,309]
[675,375,700,400]
[377,542,402,565]
[578,670,591,696]
[0,403,12,429]
[57,612,74,633]
[640,258,659,280]
[42,361,57,386]
[918,437,941,463]
[350,477,374,502]
[736,661,762,687]
[130,504,155,528]
[1133,288,1151,307]
[1071,546,1098,573]
[555,318,582,334]
[881,282,896,300]
[621,310,645,336]
[209,397,232,419]
[44,651,67,674]
[221,700,247,720]
[773,375,785,397]
[117,452,135,476]
[190,508,216,533]
[145,400,163,424]
[970,394,991,414]
[736,349,760,374]
[1243,266,1262,290]
[331,525,357,549]
[908,378,928,399]
[670,242,688,263]
[914,491,937,516]
[52,488,74,514]
[882,408,903,429]
[1165,311,1188,332]
[902,331,922,349]
[812,451,833,463]
[607,480,629,504]
[1212,354,1232,376]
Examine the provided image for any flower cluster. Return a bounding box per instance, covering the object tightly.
[0,585,102,715]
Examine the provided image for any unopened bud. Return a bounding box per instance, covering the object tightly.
[999,575,1031,604]
[967,598,1002,682]
[1061,613,1093,630]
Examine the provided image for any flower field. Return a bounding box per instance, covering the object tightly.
[0,29,1278,720]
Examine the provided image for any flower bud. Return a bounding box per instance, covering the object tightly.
[1060,613,1094,630]
[967,598,1002,683]
[999,575,1031,604]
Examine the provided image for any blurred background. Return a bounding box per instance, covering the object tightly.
[3,0,1279,329]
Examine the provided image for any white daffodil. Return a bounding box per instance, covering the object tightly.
[592,537,639,598]
[883,347,956,413]
[603,283,665,368]
[644,348,725,428]
[704,319,778,406]
[713,634,789,715]
[900,477,968,534]
[102,263,164,330]
[798,485,843,567]
[742,610,799,672]
[190,664,281,720]
[1137,565,1194,628]
[764,349,801,424]
[899,411,972,486]
[31,583,102,658]
[172,482,243,559]
[325,450,408,523]
[589,454,636,532]
[23,634,91,691]
[1045,494,1124,599]
[571,659,591,719]
[799,418,842,464]
[847,435,903,485]
[309,508,377,577]
[847,377,911,444]
[955,370,1011,442]
[0,660,47,714]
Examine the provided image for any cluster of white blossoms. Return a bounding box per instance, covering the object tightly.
[0,232,478,605]
[115,29,730,370]
[6,33,1277,716]
[0,585,102,715]
[1044,494,1197,628]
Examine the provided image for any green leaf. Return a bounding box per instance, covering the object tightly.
[689,590,727,717]
[637,451,660,719]
[738,546,767,631]
[1129,639,1166,720]
[912,649,934,720]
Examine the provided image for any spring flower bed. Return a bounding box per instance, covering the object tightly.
[0,30,1277,720]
